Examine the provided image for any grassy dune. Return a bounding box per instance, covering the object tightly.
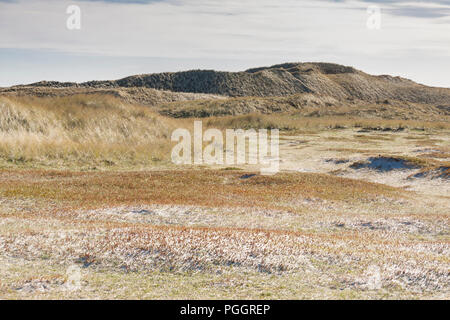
[0,95,176,169]
[0,92,448,299]
[0,94,448,171]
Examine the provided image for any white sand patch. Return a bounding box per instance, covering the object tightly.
[350,157,416,171]
[275,131,450,197]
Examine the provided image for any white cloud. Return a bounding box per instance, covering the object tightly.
[0,0,449,87]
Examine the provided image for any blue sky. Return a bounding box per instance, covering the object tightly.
[1,0,449,87]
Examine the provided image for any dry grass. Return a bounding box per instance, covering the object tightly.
[0,86,225,107]
[204,113,450,133]
[0,94,448,171]
[0,92,448,300]
[0,169,403,209]
[0,95,178,169]
[157,93,450,124]
[0,168,447,299]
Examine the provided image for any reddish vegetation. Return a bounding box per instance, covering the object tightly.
[0,169,402,209]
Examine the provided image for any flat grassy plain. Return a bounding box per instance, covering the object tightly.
[0,95,448,299]
[0,167,448,299]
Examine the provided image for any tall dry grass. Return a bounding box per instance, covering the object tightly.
[204,113,450,132]
[0,95,175,169]
[1,94,448,169]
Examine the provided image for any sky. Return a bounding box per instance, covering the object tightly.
[0,0,449,87]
